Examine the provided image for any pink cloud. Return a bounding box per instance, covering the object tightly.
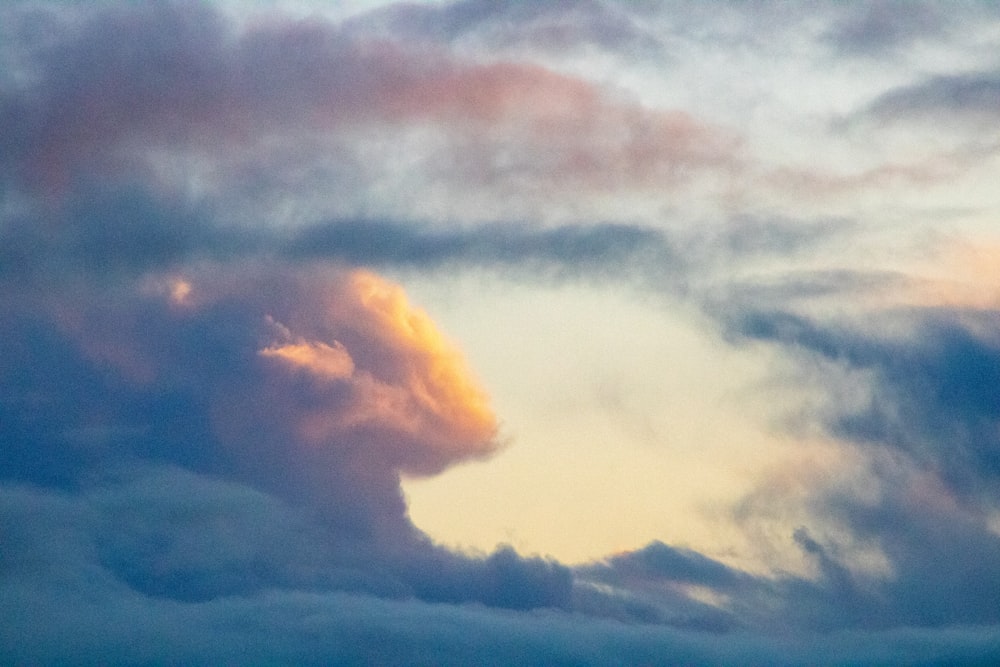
[8,3,741,197]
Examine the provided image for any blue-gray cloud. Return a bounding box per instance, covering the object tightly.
[731,308,1000,497]
[345,0,665,57]
[6,477,1000,665]
[724,305,1000,632]
[864,70,1000,123]
[823,0,952,56]
[0,185,678,288]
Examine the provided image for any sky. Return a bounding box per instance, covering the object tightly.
[3,0,1000,664]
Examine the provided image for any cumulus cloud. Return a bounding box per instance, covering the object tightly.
[0,253,588,630]
[4,261,499,519]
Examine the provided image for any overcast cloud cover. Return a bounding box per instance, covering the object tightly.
[4,1,1000,664]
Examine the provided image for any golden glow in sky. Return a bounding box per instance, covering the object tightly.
[400,277,816,567]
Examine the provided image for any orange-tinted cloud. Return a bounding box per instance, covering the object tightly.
[24,262,498,538]
[252,268,499,475]
[260,331,356,381]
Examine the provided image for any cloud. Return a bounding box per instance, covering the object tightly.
[0,252,595,625]
[6,477,1000,665]
[285,217,679,280]
[2,248,507,549]
[729,307,1000,497]
[863,70,1000,124]
[0,0,740,212]
[348,0,665,57]
[22,263,495,483]
[823,0,952,56]
[0,187,234,285]
[589,541,748,591]
[0,182,683,295]
[0,223,604,625]
[716,303,1000,632]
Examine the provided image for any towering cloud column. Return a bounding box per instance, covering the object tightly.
[10,263,499,543]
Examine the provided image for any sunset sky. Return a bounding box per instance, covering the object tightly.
[4,1,1000,663]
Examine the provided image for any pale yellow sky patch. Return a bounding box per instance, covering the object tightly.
[397,272,819,568]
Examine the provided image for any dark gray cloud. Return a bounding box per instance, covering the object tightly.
[286,217,678,281]
[0,184,677,289]
[588,540,748,590]
[580,534,893,635]
[0,463,572,609]
[832,483,1000,627]
[0,187,237,285]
